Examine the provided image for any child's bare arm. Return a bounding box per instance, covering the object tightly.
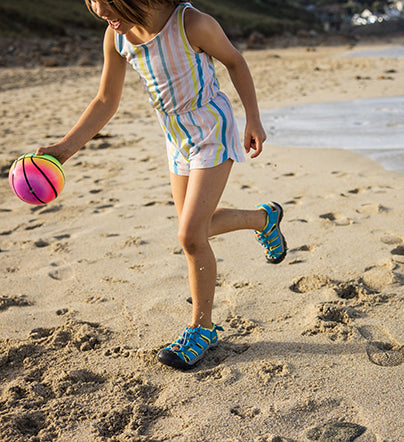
[36,27,126,164]
[185,9,266,158]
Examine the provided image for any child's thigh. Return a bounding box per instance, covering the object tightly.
[180,159,233,228]
[170,172,189,218]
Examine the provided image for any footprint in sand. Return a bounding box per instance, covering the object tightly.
[290,274,331,293]
[289,244,315,255]
[288,259,305,265]
[33,204,63,215]
[380,234,402,246]
[318,212,338,221]
[48,263,74,281]
[85,295,108,304]
[306,421,366,441]
[50,368,106,397]
[0,295,32,311]
[319,212,351,226]
[229,404,260,419]
[120,236,147,248]
[285,195,303,206]
[288,245,315,265]
[289,218,308,223]
[358,325,404,367]
[291,244,315,253]
[201,340,250,369]
[303,302,359,341]
[333,282,369,300]
[256,360,290,384]
[0,159,14,178]
[356,203,388,215]
[361,263,397,292]
[34,239,50,248]
[347,187,365,195]
[226,314,260,336]
[94,375,162,439]
[93,203,115,214]
[240,183,254,191]
[194,366,239,383]
[1,318,161,440]
[14,412,47,439]
[54,234,70,241]
[391,245,404,256]
[232,281,251,289]
[331,275,395,308]
[331,171,348,177]
[143,200,174,207]
[390,245,404,264]
[104,345,131,358]
[24,222,44,231]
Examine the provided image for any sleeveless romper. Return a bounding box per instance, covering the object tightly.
[115,2,244,176]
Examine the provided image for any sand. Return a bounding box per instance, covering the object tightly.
[0,37,403,441]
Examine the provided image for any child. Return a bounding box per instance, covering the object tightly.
[36,0,287,369]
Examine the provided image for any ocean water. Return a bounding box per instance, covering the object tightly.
[344,45,404,59]
[248,96,404,174]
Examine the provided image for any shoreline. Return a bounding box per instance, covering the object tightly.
[252,95,404,175]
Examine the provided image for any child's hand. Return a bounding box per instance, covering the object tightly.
[36,144,70,164]
[244,121,266,158]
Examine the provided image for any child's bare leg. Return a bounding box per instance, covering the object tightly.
[171,160,233,328]
[170,160,273,328]
[170,175,267,240]
[209,207,267,237]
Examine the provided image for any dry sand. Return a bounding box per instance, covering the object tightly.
[0,38,403,441]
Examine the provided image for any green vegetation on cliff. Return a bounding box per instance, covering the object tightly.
[0,0,318,38]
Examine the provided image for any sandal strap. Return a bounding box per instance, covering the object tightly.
[254,202,287,263]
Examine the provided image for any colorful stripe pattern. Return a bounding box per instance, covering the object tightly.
[155,92,243,175]
[115,2,244,175]
[115,2,219,114]
[9,153,65,205]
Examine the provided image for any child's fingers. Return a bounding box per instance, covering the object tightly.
[35,146,66,164]
[250,137,263,158]
[245,136,263,158]
[244,134,255,152]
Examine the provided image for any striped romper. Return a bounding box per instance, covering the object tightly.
[115,2,245,176]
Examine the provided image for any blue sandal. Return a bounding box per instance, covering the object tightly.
[254,202,287,264]
[158,324,223,370]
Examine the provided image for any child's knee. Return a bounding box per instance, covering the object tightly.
[178,224,208,254]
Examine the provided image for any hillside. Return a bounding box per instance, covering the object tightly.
[192,0,318,37]
[0,0,318,39]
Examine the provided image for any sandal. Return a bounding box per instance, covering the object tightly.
[158,323,223,370]
[254,202,287,264]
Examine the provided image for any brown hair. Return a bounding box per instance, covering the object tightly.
[84,0,187,27]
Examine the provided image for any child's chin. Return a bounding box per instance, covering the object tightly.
[108,20,122,31]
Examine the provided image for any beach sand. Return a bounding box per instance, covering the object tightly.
[0,38,403,441]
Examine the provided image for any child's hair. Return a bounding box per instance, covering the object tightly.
[84,0,188,27]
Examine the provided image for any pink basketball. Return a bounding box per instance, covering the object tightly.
[9,153,65,205]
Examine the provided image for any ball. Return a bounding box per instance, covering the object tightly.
[9,153,65,205]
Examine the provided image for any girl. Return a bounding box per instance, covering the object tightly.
[36,0,287,369]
